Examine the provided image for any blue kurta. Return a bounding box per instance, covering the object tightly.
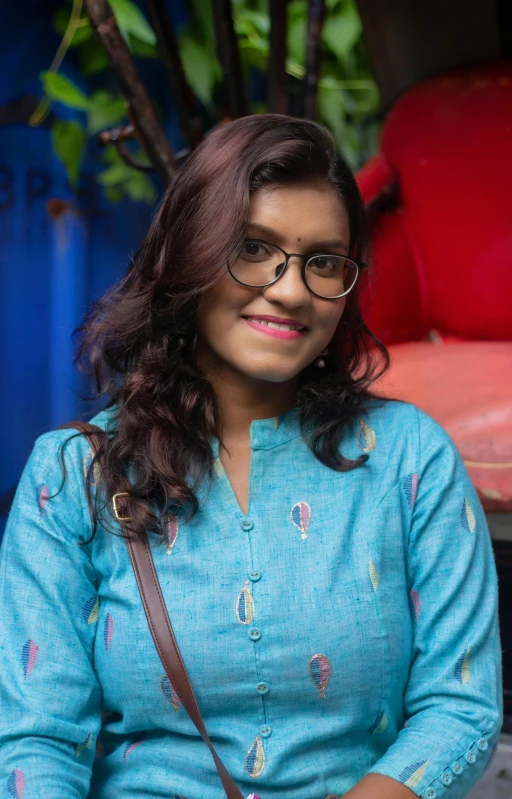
[0,400,503,799]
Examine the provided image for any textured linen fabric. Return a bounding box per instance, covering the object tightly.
[0,399,503,799]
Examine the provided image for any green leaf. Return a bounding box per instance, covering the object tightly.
[124,171,157,204]
[53,8,93,46]
[96,163,130,186]
[88,90,127,134]
[41,71,89,110]
[127,34,159,58]
[77,38,110,75]
[178,34,221,105]
[286,15,307,65]
[108,0,156,45]
[322,5,362,63]
[103,185,125,203]
[52,120,87,187]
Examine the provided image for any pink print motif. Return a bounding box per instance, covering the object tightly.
[123,739,144,761]
[403,473,419,509]
[7,769,25,799]
[290,501,311,540]
[22,640,39,679]
[36,483,49,518]
[165,517,179,555]
[103,614,114,653]
[409,589,421,621]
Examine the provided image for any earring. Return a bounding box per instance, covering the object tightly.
[315,348,329,368]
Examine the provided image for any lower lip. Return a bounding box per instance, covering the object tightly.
[243,318,306,340]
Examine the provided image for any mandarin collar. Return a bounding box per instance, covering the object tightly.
[210,406,303,456]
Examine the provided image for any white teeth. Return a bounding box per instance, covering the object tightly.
[246,317,304,331]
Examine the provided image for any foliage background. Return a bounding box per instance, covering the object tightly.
[32,0,381,204]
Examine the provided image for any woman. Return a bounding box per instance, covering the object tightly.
[0,115,502,799]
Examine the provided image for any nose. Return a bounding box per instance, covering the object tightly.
[261,255,310,307]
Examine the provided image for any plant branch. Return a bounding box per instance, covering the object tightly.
[302,0,326,120]
[145,0,203,152]
[268,0,288,114]
[212,0,248,118]
[85,0,177,183]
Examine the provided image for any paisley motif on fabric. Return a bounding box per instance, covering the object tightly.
[358,420,376,453]
[369,560,379,592]
[245,735,265,778]
[103,613,114,653]
[309,653,332,698]
[403,473,419,508]
[160,674,180,711]
[36,483,49,518]
[22,639,39,679]
[165,517,179,555]
[213,457,224,478]
[409,589,420,621]
[7,769,25,799]
[290,501,311,539]
[123,739,144,761]
[399,760,429,788]
[454,647,471,683]
[75,732,94,757]
[82,595,100,625]
[236,580,255,624]
[461,498,476,533]
[369,710,388,734]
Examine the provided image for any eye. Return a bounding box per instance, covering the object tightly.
[241,240,274,260]
[308,255,339,271]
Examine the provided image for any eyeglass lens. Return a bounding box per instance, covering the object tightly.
[230,240,358,298]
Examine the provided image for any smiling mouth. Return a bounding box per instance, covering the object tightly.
[242,316,308,332]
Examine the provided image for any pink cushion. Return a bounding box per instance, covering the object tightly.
[374,341,512,511]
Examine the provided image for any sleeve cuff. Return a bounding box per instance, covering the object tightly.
[367,722,501,799]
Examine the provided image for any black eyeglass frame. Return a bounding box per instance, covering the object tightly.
[227,238,368,300]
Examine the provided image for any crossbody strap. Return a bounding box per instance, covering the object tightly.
[58,421,244,799]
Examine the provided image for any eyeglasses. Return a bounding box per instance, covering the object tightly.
[227,239,367,299]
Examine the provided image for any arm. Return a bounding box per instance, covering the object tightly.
[348,407,503,799]
[0,431,102,798]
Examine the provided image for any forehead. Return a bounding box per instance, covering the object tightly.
[248,182,350,245]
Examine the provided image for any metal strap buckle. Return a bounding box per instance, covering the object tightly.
[112,492,131,521]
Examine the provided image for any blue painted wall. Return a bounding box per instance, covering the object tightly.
[0,0,189,536]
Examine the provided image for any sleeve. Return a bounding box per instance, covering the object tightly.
[0,431,102,799]
[367,407,503,799]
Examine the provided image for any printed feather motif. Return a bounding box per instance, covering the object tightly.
[369,710,388,734]
[7,769,25,799]
[358,421,376,452]
[82,596,100,625]
[236,580,255,624]
[398,760,428,787]
[290,501,311,539]
[369,560,379,592]
[36,483,49,517]
[454,647,471,683]
[75,732,94,757]
[22,640,39,679]
[461,498,476,533]
[245,735,265,778]
[103,613,114,653]
[309,653,332,698]
[160,675,180,711]
[165,517,179,555]
[409,589,421,621]
[403,473,419,508]
[123,739,144,761]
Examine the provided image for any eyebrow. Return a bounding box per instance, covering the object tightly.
[246,222,349,252]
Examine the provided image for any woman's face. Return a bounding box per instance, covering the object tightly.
[195,180,351,384]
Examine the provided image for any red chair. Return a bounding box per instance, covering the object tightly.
[357,61,512,513]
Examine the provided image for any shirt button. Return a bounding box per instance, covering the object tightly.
[451,762,464,774]
[259,725,272,738]
[248,570,261,582]
[249,628,262,641]
[465,750,477,764]
[477,737,489,751]
[256,682,269,695]
[240,518,254,531]
[424,789,436,799]
[441,771,453,785]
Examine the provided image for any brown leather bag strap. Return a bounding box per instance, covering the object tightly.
[58,421,244,799]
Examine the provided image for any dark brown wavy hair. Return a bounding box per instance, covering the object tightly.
[70,113,389,543]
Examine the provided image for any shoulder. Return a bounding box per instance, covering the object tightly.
[355,398,458,476]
